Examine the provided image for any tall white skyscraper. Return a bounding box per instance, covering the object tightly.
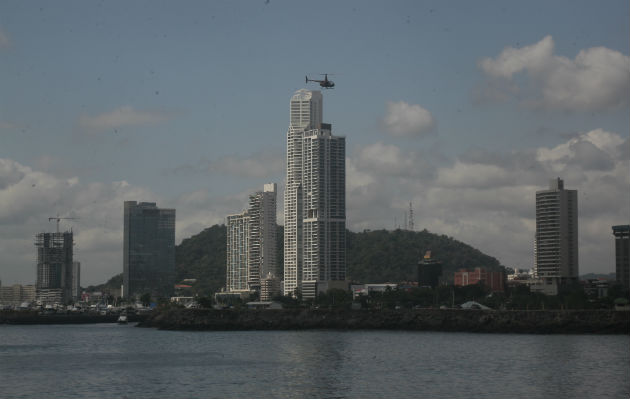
[226,184,278,294]
[534,178,578,285]
[284,89,346,299]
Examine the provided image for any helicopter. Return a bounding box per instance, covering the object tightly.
[305,74,335,89]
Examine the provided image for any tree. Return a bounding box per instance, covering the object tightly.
[196,296,213,308]
[140,293,151,307]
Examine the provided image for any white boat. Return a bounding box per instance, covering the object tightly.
[117,314,128,324]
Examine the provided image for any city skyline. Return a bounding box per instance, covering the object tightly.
[1,0,628,285]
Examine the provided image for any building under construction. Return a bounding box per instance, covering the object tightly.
[35,231,73,304]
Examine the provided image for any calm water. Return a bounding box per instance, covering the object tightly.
[0,324,628,398]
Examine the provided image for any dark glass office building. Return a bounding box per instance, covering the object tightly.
[123,201,175,299]
[612,225,629,289]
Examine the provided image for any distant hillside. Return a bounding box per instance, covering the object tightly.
[346,229,503,283]
[175,224,227,294]
[85,273,122,293]
[172,225,504,295]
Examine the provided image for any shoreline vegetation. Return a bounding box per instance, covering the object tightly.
[136,308,629,334]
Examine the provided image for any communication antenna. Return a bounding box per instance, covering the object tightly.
[409,202,414,231]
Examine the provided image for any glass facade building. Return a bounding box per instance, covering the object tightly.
[123,201,176,299]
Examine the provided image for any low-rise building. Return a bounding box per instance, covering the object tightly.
[454,268,505,292]
[260,272,281,301]
[0,284,36,306]
[351,283,398,299]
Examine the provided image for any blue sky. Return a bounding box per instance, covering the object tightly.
[1,0,629,285]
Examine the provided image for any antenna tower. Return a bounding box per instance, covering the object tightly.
[408,202,414,231]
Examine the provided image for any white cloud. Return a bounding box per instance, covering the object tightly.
[347,129,629,274]
[382,101,436,137]
[0,157,260,286]
[2,127,627,285]
[480,35,554,79]
[478,35,630,111]
[78,106,171,131]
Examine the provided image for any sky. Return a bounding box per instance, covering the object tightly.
[1,0,629,286]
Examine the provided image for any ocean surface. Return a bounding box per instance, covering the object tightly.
[0,323,628,398]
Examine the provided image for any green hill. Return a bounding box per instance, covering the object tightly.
[347,228,503,283]
[173,225,504,295]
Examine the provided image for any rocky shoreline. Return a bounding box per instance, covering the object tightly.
[0,311,147,324]
[138,308,629,334]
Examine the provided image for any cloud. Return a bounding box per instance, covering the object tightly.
[169,150,284,179]
[382,101,436,137]
[347,129,629,273]
[2,127,627,285]
[353,142,436,180]
[78,106,171,131]
[0,157,260,286]
[478,35,630,111]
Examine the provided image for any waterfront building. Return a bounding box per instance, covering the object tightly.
[123,201,176,299]
[225,184,278,296]
[0,284,36,306]
[247,183,278,291]
[35,231,73,303]
[350,283,398,299]
[284,89,346,299]
[534,178,578,290]
[417,250,443,289]
[612,225,630,289]
[226,211,250,293]
[453,268,505,292]
[260,272,281,301]
[72,261,81,300]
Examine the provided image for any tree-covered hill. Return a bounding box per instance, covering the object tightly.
[346,229,503,283]
[171,225,504,295]
[175,224,227,294]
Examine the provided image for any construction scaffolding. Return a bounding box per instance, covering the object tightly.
[35,231,73,304]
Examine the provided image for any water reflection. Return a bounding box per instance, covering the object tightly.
[0,326,628,398]
[263,330,349,398]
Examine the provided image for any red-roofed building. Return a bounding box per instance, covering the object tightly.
[454,268,505,292]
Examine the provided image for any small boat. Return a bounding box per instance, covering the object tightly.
[117,314,128,324]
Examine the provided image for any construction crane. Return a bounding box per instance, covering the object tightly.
[48,214,79,233]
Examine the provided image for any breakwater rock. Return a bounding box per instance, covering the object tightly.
[139,308,629,334]
[0,311,146,325]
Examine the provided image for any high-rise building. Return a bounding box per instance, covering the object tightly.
[72,261,81,300]
[534,178,578,286]
[247,183,278,291]
[35,231,73,303]
[123,201,175,299]
[612,225,630,289]
[226,211,250,293]
[284,89,346,299]
[226,184,278,295]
